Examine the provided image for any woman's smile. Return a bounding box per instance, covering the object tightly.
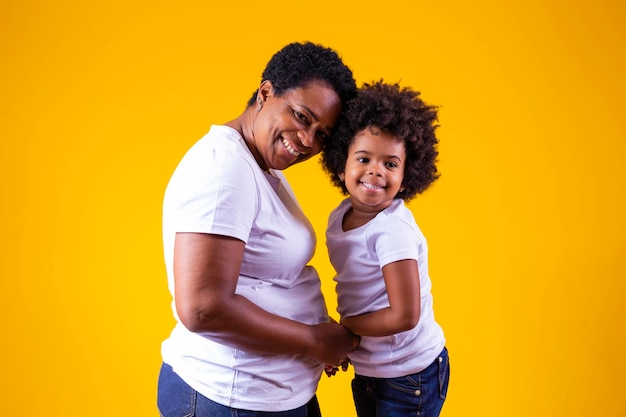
[282,137,303,157]
[249,79,341,171]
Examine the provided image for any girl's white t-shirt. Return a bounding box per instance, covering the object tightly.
[326,198,445,378]
[161,125,328,411]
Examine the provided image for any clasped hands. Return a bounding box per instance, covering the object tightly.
[324,317,359,377]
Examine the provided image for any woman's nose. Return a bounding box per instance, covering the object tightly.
[297,130,314,147]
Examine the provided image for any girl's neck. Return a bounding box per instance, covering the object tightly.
[342,206,379,231]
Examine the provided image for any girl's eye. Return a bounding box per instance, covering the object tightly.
[357,157,369,164]
[386,162,398,169]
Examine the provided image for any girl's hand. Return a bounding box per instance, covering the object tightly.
[323,357,351,377]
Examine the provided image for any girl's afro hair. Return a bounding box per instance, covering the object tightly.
[321,80,440,201]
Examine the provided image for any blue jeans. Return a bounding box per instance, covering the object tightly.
[351,347,450,417]
[157,362,321,417]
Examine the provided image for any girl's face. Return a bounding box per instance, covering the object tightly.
[340,127,406,214]
[250,80,341,171]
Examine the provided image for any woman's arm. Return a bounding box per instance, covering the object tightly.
[340,259,421,337]
[173,232,357,365]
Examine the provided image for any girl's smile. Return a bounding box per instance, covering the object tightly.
[341,127,406,218]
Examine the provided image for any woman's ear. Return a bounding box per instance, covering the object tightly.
[257,80,274,105]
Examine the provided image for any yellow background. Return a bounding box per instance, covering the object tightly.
[1,0,625,416]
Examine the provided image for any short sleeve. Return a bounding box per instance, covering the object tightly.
[368,214,421,268]
[164,139,258,243]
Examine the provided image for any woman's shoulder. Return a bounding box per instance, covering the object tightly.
[196,124,246,152]
[167,126,261,197]
[179,125,255,171]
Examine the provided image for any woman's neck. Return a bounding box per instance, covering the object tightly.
[224,108,268,171]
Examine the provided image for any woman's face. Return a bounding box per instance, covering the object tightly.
[250,79,341,171]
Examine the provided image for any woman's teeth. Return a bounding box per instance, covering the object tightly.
[282,138,301,157]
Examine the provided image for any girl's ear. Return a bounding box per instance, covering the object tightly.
[339,172,345,182]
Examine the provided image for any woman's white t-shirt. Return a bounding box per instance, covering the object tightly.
[326,198,445,378]
[161,125,328,411]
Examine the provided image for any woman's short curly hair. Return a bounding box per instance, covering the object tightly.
[247,42,356,107]
[321,80,440,201]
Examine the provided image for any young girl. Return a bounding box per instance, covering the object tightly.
[321,81,450,417]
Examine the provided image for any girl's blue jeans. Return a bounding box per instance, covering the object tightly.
[157,362,321,417]
[351,347,450,417]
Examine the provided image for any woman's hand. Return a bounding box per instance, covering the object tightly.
[324,357,351,377]
[306,322,359,366]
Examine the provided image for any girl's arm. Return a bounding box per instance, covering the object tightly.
[340,259,421,337]
[173,232,357,365]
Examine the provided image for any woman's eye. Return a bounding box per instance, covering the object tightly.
[294,110,310,124]
[317,131,329,141]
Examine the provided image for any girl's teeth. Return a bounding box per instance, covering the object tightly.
[363,182,382,190]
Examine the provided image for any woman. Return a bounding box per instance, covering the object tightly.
[157,42,359,417]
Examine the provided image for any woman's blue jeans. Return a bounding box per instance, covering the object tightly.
[351,347,450,417]
[157,362,321,417]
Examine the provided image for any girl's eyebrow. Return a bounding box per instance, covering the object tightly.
[352,149,403,161]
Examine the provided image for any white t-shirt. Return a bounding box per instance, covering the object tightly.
[326,198,445,378]
[161,125,329,411]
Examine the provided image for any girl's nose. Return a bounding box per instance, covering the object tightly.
[368,163,383,176]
